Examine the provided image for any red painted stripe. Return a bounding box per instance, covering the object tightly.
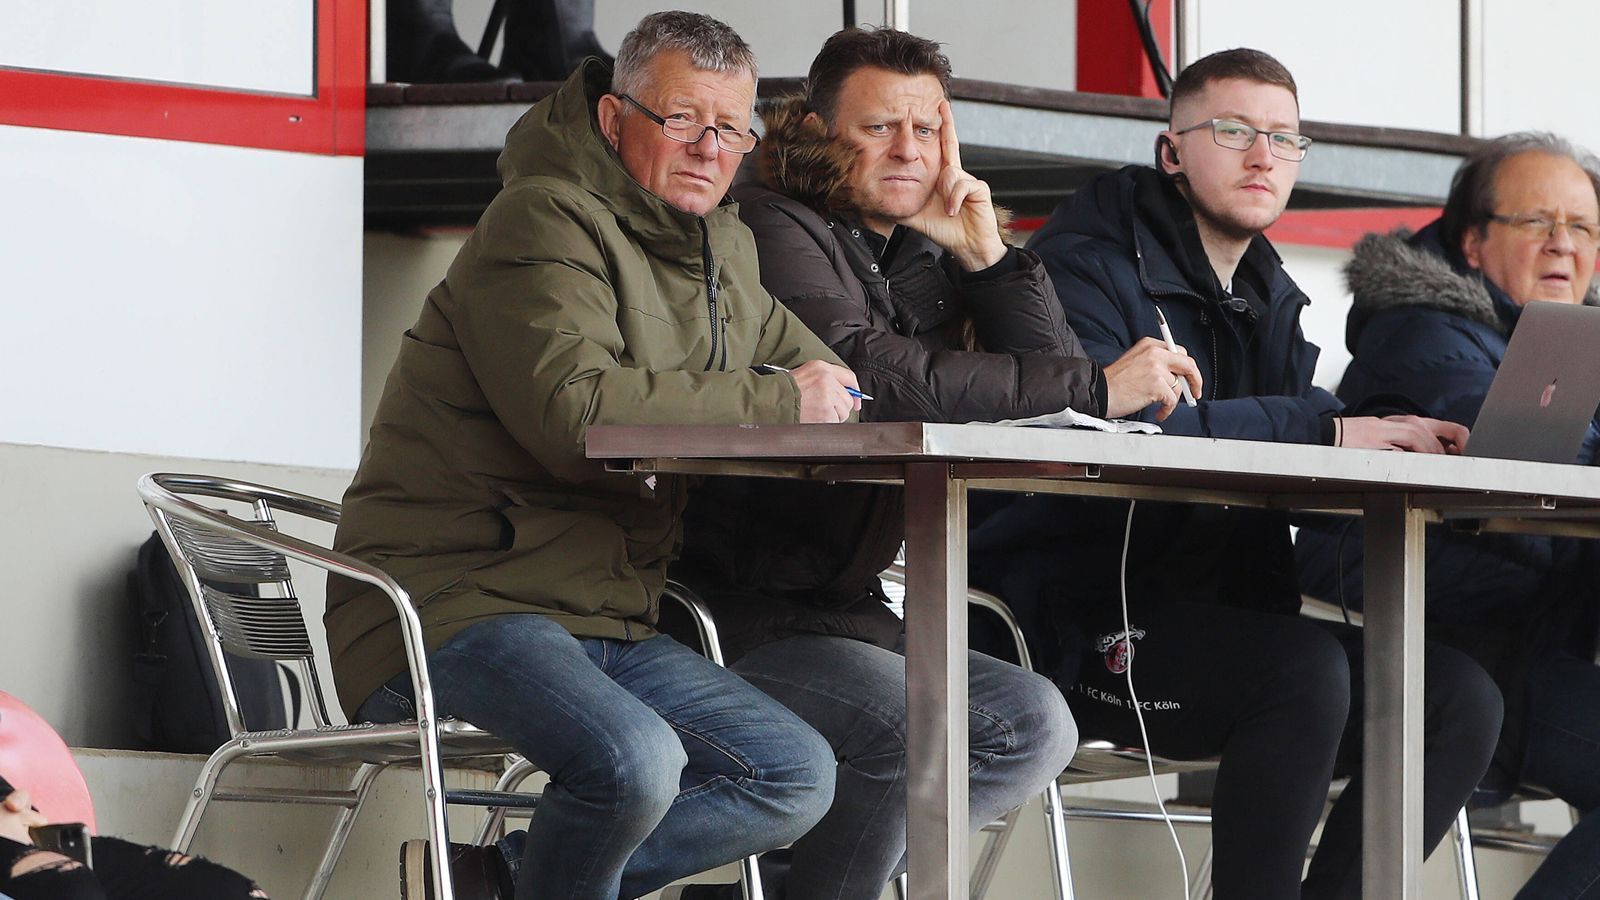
[0,0,364,156]
[1013,208,1445,251]
[1076,0,1173,100]
[1265,208,1442,249]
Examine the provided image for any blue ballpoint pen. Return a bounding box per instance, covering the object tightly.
[754,364,873,401]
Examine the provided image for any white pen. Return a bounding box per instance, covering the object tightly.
[1153,306,1198,407]
[755,363,873,401]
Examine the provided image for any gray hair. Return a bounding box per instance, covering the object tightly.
[1441,131,1600,256]
[611,11,758,100]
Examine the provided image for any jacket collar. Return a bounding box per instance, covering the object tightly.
[1118,166,1295,314]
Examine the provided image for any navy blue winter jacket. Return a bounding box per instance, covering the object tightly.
[968,166,1341,682]
[1292,221,1600,778]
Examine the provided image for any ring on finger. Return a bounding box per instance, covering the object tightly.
[1170,376,1180,389]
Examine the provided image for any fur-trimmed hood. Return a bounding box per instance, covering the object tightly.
[752,94,1012,234]
[752,94,857,215]
[1345,223,1600,348]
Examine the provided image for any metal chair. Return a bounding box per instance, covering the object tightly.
[137,473,764,900]
[1298,592,1553,900]
[880,563,1217,900]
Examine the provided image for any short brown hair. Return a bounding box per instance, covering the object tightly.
[1169,48,1297,123]
[805,27,952,125]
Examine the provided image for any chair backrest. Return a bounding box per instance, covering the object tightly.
[137,474,357,733]
[0,692,97,832]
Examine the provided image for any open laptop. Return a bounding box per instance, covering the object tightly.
[1465,301,1600,464]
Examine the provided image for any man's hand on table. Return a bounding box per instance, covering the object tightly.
[1337,415,1469,454]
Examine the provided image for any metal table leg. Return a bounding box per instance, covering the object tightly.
[1361,494,1426,898]
[904,463,969,899]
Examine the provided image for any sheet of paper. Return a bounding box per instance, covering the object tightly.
[977,407,1162,434]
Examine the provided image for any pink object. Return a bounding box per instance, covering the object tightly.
[0,691,97,832]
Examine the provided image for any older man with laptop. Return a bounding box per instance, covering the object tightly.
[1296,131,1600,900]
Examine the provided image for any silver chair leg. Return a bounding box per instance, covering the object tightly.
[1041,781,1074,900]
[970,807,1020,899]
[1453,805,1481,900]
[418,722,458,900]
[1188,842,1214,900]
[171,739,252,850]
[304,762,386,900]
[739,854,765,900]
[893,872,908,900]
[473,756,540,845]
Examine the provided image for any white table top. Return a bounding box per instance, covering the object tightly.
[588,422,1600,522]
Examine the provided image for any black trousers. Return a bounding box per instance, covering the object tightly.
[1063,602,1502,900]
[0,836,266,900]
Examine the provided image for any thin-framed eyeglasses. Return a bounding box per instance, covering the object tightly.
[617,93,760,154]
[1174,118,1312,162]
[1488,214,1600,250]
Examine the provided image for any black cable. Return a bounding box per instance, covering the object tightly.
[1127,0,1175,99]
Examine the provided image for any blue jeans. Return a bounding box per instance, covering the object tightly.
[1515,651,1600,899]
[355,614,835,900]
[727,635,1078,900]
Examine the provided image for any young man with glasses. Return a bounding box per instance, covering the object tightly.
[969,48,1503,898]
[329,12,857,899]
[1297,132,1600,899]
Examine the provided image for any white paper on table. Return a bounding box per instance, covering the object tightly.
[976,407,1163,434]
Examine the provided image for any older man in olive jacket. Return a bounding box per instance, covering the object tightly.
[327,13,859,900]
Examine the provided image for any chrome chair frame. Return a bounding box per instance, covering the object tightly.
[138,473,764,900]
[140,473,519,900]
[881,563,1217,900]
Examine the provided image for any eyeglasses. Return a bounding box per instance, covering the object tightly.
[1174,118,1313,162]
[1488,214,1600,250]
[617,93,760,154]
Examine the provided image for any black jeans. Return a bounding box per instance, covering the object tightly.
[1063,602,1502,900]
[0,836,266,900]
[1512,650,1600,899]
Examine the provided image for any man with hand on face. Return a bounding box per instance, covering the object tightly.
[328,12,853,900]
[968,49,1503,899]
[673,26,1193,900]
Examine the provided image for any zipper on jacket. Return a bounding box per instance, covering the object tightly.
[700,222,722,371]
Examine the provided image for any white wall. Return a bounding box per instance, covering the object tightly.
[1192,0,1462,134]
[1481,0,1600,153]
[1279,244,1356,392]
[0,0,316,95]
[0,442,353,749]
[0,125,364,470]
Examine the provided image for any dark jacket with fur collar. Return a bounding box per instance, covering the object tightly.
[675,94,1103,662]
[1295,221,1600,781]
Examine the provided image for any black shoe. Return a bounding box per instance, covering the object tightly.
[384,0,517,84]
[399,839,514,900]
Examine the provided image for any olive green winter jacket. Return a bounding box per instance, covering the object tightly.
[325,60,842,715]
